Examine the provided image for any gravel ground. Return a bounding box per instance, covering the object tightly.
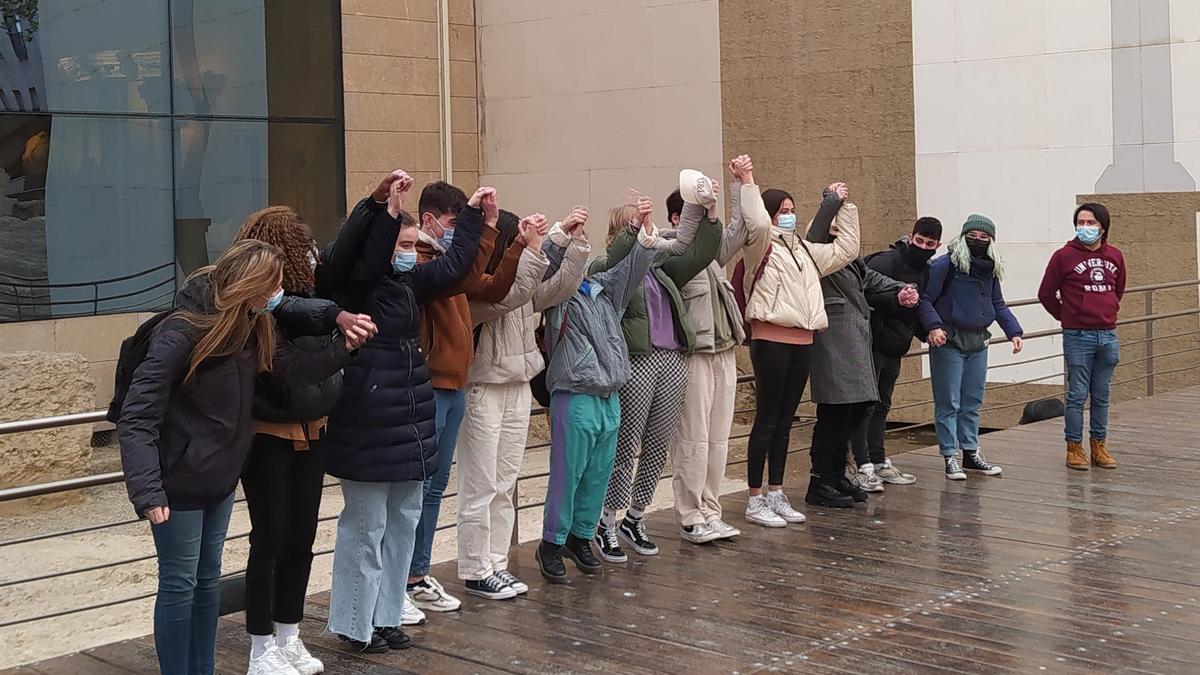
[0,424,937,669]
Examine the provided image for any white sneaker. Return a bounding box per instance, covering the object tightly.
[853,463,885,493]
[277,635,323,675]
[680,522,722,544]
[745,494,787,528]
[765,490,807,524]
[401,593,426,626]
[409,575,462,612]
[247,644,301,675]
[706,517,742,539]
[875,458,916,485]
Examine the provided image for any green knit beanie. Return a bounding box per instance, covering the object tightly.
[961,213,996,239]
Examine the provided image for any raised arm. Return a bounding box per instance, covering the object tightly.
[470,247,548,326]
[533,224,591,312]
[740,182,775,279]
[660,203,722,286]
[594,224,660,312]
[805,197,860,277]
[411,200,485,302]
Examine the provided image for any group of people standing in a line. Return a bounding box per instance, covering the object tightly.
[116,153,1126,675]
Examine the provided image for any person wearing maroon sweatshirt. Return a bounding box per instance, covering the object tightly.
[1037,203,1125,471]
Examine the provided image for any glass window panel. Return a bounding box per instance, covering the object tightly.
[170,0,268,118]
[15,1,171,114]
[264,0,339,119]
[0,114,174,322]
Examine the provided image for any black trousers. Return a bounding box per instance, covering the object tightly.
[850,352,902,466]
[747,340,811,489]
[810,402,873,478]
[242,432,327,636]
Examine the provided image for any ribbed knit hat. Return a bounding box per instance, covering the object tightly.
[961,213,996,239]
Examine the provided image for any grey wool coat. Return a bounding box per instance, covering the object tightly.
[808,258,905,405]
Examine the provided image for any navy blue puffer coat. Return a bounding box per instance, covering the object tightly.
[323,203,484,483]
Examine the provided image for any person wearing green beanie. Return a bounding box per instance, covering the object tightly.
[916,213,1024,481]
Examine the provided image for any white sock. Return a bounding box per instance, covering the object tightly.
[250,634,274,659]
[627,506,645,520]
[275,622,300,645]
[600,509,616,527]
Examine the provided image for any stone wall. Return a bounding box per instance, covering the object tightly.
[0,351,95,514]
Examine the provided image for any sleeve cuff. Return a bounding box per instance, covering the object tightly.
[549,222,571,247]
[637,224,660,248]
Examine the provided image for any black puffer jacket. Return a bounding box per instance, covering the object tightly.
[322,203,484,483]
[863,237,930,357]
[118,275,354,516]
[253,293,344,423]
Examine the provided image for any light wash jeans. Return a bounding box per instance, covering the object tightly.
[1063,328,1120,442]
[410,387,466,578]
[328,479,423,642]
[149,493,234,675]
[929,344,989,457]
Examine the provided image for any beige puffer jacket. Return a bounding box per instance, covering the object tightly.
[739,183,860,332]
[467,225,590,385]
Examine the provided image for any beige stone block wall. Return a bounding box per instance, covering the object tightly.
[476,0,723,241]
[341,0,479,209]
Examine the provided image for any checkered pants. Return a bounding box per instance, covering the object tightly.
[603,348,689,513]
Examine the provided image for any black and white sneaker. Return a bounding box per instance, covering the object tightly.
[464,573,518,600]
[495,569,528,595]
[594,522,627,563]
[618,516,659,556]
[944,456,967,481]
[963,450,1002,475]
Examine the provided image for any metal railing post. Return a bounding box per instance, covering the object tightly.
[1146,289,1155,396]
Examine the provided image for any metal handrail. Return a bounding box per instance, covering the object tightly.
[0,262,174,290]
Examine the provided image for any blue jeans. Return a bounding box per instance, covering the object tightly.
[929,344,989,457]
[410,387,466,578]
[150,493,235,675]
[328,479,423,642]
[1063,329,1120,442]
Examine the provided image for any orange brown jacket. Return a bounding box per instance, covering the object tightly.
[416,206,525,390]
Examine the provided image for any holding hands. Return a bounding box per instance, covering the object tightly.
[517,213,549,249]
[468,186,497,209]
[337,311,379,348]
[897,284,919,308]
[632,197,654,234]
[481,190,500,228]
[562,206,589,240]
[928,328,947,347]
[729,154,754,185]
[827,181,849,201]
[384,171,415,219]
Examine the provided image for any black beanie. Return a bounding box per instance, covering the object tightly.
[1074,203,1110,240]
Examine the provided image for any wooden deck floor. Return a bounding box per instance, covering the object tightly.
[10,386,1200,674]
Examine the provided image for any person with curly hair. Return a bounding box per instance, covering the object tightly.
[233,205,378,674]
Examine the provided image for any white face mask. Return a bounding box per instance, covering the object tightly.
[307,249,318,273]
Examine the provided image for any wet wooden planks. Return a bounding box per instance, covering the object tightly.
[9,386,1200,674]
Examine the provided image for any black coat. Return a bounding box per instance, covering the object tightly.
[322,203,484,483]
[252,292,345,423]
[118,275,354,516]
[863,237,930,357]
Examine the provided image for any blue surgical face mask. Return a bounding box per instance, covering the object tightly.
[260,288,283,314]
[440,227,455,249]
[393,250,417,273]
[1075,225,1102,245]
[776,213,797,231]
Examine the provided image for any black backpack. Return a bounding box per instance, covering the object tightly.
[106,310,175,423]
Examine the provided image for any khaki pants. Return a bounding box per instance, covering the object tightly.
[456,381,531,580]
[670,349,737,527]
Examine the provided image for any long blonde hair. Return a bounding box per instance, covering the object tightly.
[176,239,282,384]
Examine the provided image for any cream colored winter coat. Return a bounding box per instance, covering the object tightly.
[467,224,591,385]
[739,183,860,332]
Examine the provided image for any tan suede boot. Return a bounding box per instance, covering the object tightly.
[1066,441,1089,470]
[1090,438,1117,469]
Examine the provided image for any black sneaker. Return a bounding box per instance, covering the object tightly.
[464,574,518,601]
[594,521,627,563]
[804,475,855,508]
[832,475,869,503]
[963,450,1002,475]
[495,569,528,595]
[337,632,389,653]
[375,627,412,650]
[535,540,568,584]
[618,516,659,556]
[945,456,966,480]
[563,534,602,574]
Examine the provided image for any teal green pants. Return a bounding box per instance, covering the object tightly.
[542,392,621,545]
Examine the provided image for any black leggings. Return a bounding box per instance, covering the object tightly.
[747,340,811,489]
[242,432,327,636]
[811,402,874,478]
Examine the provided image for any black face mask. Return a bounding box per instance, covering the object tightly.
[902,243,936,269]
[966,238,990,258]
